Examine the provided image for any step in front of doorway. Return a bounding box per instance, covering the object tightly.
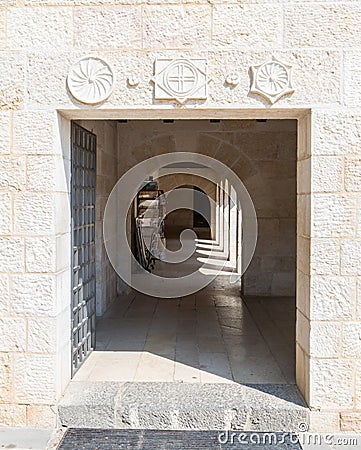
[58,382,309,432]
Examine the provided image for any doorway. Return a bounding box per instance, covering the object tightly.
[69,119,297,385]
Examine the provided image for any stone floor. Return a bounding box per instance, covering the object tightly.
[73,284,295,385]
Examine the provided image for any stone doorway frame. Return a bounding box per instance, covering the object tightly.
[57,107,311,405]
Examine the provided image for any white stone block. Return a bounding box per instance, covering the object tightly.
[0,52,26,112]
[55,193,70,234]
[0,237,24,273]
[297,158,311,194]
[28,318,57,353]
[311,239,340,276]
[358,277,361,321]
[297,269,310,319]
[344,50,361,108]
[25,237,56,273]
[0,404,26,427]
[312,156,343,193]
[26,156,57,191]
[0,318,26,352]
[308,411,340,433]
[345,158,361,192]
[341,240,361,276]
[13,354,56,404]
[0,156,26,191]
[74,6,141,48]
[285,4,361,48]
[11,274,56,317]
[26,404,57,429]
[356,361,361,410]
[14,193,55,235]
[342,322,361,358]
[310,358,354,410]
[313,194,356,238]
[0,8,5,48]
[0,113,10,154]
[310,321,341,358]
[297,194,311,237]
[0,353,11,403]
[8,7,72,49]
[313,111,361,156]
[0,275,9,314]
[358,195,361,238]
[212,4,282,49]
[0,193,11,234]
[13,111,56,155]
[143,5,210,49]
[296,310,310,354]
[56,233,70,272]
[311,275,355,321]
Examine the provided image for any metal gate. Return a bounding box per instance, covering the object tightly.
[71,123,96,375]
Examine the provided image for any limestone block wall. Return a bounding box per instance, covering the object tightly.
[0,0,359,432]
[117,120,296,297]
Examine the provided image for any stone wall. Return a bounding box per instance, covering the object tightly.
[0,0,360,432]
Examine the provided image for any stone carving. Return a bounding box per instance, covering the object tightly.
[127,75,140,87]
[152,58,207,104]
[225,73,240,86]
[250,57,294,104]
[67,57,115,105]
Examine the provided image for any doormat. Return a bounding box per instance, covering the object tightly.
[57,428,302,449]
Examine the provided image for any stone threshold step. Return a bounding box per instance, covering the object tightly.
[58,382,309,432]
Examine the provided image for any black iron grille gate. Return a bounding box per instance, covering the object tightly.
[71,123,96,375]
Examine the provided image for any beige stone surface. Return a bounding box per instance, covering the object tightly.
[313,112,361,156]
[310,321,341,358]
[25,237,56,273]
[143,5,211,49]
[212,4,282,49]
[0,353,12,403]
[308,411,340,433]
[340,412,361,432]
[0,275,9,314]
[0,237,24,273]
[74,6,141,49]
[8,7,73,49]
[345,157,361,192]
[341,240,361,276]
[13,111,56,155]
[0,404,26,427]
[310,359,354,410]
[285,4,361,48]
[28,318,57,353]
[311,275,356,321]
[14,193,55,235]
[26,404,57,428]
[11,274,56,317]
[312,156,343,193]
[312,194,356,238]
[13,354,56,404]
[0,318,26,352]
[0,156,26,191]
[0,113,10,153]
[0,53,26,112]
[311,239,340,276]
[341,322,361,358]
[0,193,11,235]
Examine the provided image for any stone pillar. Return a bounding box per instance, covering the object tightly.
[305,110,361,431]
[229,185,237,268]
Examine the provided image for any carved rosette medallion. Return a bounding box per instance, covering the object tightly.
[67,57,115,105]
[152,58,207,104]
[250,58,294,104]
